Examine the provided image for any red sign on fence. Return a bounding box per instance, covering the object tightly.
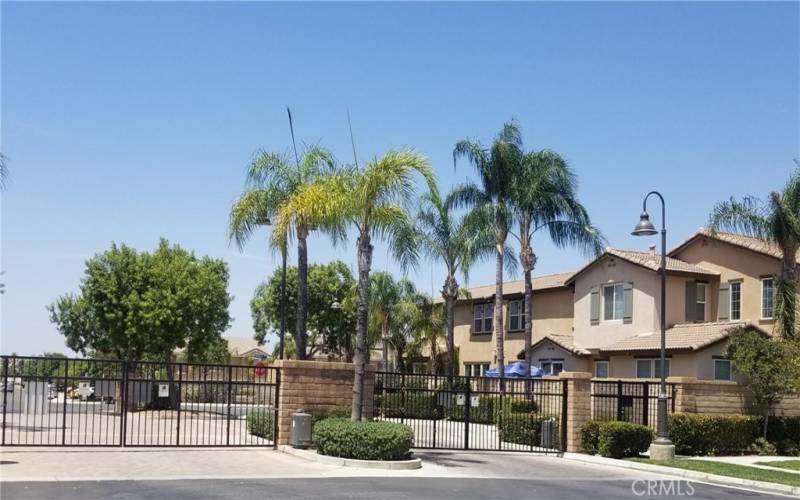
[254,360,266,378]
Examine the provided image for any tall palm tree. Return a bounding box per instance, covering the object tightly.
[369,271,401,369]
[417,189,493,378]
[410,296,446,375]
[708,165,800,338]
[228,145,335,359]
[510,149,605,375]
[452,122,523,385]
[272,150,436,419]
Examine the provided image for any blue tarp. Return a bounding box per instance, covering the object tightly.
[485,361,543,378]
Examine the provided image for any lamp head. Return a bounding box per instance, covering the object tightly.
[632,212,658,236]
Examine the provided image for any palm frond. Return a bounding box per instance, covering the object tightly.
[707,196,771,241]
[370,205,419,272]
[227,187,286,250]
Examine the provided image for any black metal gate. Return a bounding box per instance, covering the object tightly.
[590,380,676,430]
[0,355,280,447]
[373,372,567,453]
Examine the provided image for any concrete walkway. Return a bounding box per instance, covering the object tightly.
[687,455,800,475]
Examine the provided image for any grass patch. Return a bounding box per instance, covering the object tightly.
[628,458,800,487]
[756,460,800,472]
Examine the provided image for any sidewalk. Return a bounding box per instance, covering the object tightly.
[687,455,800,475]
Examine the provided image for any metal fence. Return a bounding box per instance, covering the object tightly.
[590,380,675,429]
[1,355,279,447]
[373,372,566,453]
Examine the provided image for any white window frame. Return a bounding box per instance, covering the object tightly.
[714,359,732,381]
[636,358,670,379]
[539,358,564,376]
[729,281,742,321]
[508,299,526,332]
[594,360,609,378]
[464,362,490,377]
[602,283,625,322]
[473,303,493,334]
[761,277,774,320]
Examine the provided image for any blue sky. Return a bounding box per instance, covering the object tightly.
[1,2,797,355]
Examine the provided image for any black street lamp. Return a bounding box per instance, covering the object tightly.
[631,191,675,460]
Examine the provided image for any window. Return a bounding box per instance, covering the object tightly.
[595,360,609,378]
[636,358,670,378]
[603,283,625,321]
[464,362,490,377]
[714,359,731,381]
[730,282,742,321]
[412,362,429,374]
[696,283,707,321]
[761,278,774,319]
[473,303,493,334]
[539,359,564,376]
[508,300,526,331]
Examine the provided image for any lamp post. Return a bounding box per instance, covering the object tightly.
[631,191,675,460]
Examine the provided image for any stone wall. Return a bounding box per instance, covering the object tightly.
[668,376,800,417]
[273,360,375,445]
[560,371,591,453]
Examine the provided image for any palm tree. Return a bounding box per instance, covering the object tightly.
[272,150,436,419]
[708,165,800,338]
[410,297,446,375]
[510,149,605,375]
[417,189,493,378]
[369,271,401,369]
[452,122,523,385]
[228,145,335,359]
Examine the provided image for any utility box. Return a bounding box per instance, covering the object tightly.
[290,411,312,448]
[540,418,554,449]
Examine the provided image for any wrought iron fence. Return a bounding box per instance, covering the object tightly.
[373,372,566,453]
[1,355,279,447]
[590,380,675,429]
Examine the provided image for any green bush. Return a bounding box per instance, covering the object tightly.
[382,392,440,419]
[668,414,760,456]
[501,396,539,414]
[765,416,800,456]
[312,418,414,461]
[749,437,778,456]
[580,420,601,455]
[447,395,496,424]
[597,421,653,459]
[497,412,559,447]
[310,407,351,428]
[246,409,274,440]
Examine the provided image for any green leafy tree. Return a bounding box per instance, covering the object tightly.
[452,122,523,384]
[48,239,232,405]
[409,297,446,375]
[272,150,436,419]
[416,188,492,378]
[708,165,800,338]
[510,149,604,374]
[229,145,336,359]
[725,327,800,437]
[251,260,357,360]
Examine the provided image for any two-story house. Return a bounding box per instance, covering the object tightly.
[448,229,786,381]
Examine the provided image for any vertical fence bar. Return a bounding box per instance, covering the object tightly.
[225,365,233,446]
[273,368,281,448]
[463,375,471,450]
[560,379,568,452]
[176,365,182,446]
[2,357,8,446]
[616,380,623,421]
[120,360,128,447]
[642,381,649,427]
[62,359,69,446]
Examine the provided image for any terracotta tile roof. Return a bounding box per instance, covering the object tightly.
[225,337,269,356]
[565,248,718,284]
[525,334,590,356]
[670,229,799,262]
[452,271,574,303]
[598,321,765,353]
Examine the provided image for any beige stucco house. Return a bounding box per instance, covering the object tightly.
[446,229,788,381]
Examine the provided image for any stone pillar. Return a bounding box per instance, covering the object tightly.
[667,376,697,413]
[560,371,592,453]
[273,360,376,445]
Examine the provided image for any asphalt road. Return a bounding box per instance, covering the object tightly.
[0,477,786,500]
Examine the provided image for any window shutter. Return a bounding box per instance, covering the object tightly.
[718,283,730,321]
[623,282,634,324]
[590,286,600,325]
[685,282,697,322]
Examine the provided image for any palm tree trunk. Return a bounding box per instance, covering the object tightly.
[778,254,798,338]
[296,229,309,360]
[351,234,373,420]
[520,237,535,378]
[444,275,458,379]
[495,242,505,391]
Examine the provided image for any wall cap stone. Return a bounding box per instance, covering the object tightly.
[273,359,376,371]
[560,371,592,380]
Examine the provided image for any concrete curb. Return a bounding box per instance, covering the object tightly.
[563,452,800,497]
[279,445,422,470]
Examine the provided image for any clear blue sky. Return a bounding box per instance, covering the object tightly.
[1,2,797,355]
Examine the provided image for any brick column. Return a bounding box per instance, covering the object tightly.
[560,371,592,453]
[273,360,376,445]
[666,376,697,413]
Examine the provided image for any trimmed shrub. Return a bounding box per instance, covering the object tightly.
[498,412,559,448]
[312,418,414,461]
[765,416,800,456]
[501,397,539,414]
[668,413,760,456]
[580,420,601,455]
[246,409,274,440]
[310,407,351,429]
[382,392,440,419]
[749,437,778,456]
[597,421,653,459]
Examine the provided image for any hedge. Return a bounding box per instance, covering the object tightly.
[312,418,414,461]
[246,409,274,440]
[382,392,441,419]
[580,420,653,458]
[447,396,538,424]
[669,414,800,456]
[498,412,559,447]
